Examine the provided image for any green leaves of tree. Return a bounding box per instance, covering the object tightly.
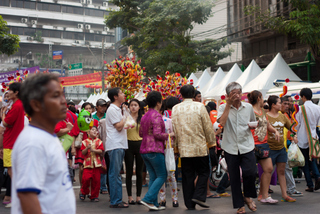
[105,0,232,76]
[0,15,20,56]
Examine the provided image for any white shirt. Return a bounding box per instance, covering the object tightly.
[296,100,320,148]
[11,125,76,214]
[217,102,256,155]
[105,103,128,151]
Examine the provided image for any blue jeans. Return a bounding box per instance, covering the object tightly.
[100,174,108,192]
[108,149,125,205]
[141,153,167,207]
[300,147,320,188]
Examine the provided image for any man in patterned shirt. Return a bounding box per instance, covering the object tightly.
[172,85,216,210]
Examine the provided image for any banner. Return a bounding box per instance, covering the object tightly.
[0,66,40,84]
[60,72,104,87]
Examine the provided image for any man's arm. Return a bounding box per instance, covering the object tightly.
[217,104,231,127]
[56,122,73,137]
[114,117,126,132]
[18,192,42,214]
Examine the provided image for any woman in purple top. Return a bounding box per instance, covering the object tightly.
[139,91,175,211]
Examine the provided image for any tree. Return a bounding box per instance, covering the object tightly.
[0,15,20,56]
[245,1,320,66]
[105,0,232,76]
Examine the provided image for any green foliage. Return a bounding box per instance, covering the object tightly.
[245,1,320,60]
[0,15,20,56]
[34,31,44,42]
[105,0,232,76]
[35,53,59,68]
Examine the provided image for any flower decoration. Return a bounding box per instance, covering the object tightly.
[142,71,188,99]
[105,56,144,100]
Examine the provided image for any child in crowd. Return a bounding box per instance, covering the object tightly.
[80,126,104,202]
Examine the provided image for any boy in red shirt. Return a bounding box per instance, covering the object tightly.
[1,82,25,179]
[80,126,104,202]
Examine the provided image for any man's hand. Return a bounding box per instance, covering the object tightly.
[66,122,73,132]
[71,147,76,156]
[226,91,239,106]
[293,135,298,144]
[87,144,92,149]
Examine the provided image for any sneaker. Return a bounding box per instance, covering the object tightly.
[288,191,303,197]
[5,203,11,208]
[281,196,296,202]
[305,187,314,192]
[140,201,158,211]
[157,206,166,210]
[260,197,278,204]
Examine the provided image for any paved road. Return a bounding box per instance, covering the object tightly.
[1,173,320,213]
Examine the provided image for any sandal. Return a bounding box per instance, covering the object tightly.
[79,194,85,201]
[128,200,136,205]
[244,199,257,212]
[109,201,129,208]
[237,207,246,214]
[91,198,99,202]
[100,190,108,194]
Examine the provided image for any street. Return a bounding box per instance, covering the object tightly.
[1,172,320,214]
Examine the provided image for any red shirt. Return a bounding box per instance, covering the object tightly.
[54,110,81,137]
[3,99,25,149]
[210,110,218,124]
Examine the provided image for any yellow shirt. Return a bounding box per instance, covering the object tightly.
[127,124,142,141]
[172,99,216,158]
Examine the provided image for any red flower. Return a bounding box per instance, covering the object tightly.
[221,95,226,100]
[143,67,146,70]
[285,78,290,83]
[60,80,64,84]
[103,60,107,64]
[294,95,300,100]
[1,89,5,93]
[165,71,170,75]
[190,79,193,82]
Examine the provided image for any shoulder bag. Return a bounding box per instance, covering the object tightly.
[301,105,320,159]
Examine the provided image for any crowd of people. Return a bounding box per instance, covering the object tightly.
[0,72,320,214]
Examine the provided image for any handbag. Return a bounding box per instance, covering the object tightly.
[59,134,74,152]
[301,105,320,159]
[74,132,83,148]
[165,135,176,172]
[254,144,270,159]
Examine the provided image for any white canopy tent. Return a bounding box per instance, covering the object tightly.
[86,94,93,103]
[78,100,84,107]
[204,63,243,99]
[188,73,199,85]
[236,60,262,87]
[194,69,212,91]
[242,53,301,96]
[200,67,225,95]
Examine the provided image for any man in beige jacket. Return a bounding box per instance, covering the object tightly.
[172,85,216,210]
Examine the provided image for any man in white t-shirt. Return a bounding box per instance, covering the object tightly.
[106,87,129,208]
[11,73,75,214]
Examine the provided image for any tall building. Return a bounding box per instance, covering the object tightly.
[192,0,242,72]
[226,0,316,81]
[0,0,120,101]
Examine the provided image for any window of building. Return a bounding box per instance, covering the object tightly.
[94,34,102,42]
[85,33,94,41]
[24,28,36,36]
[42,30,50,37]
[11,0,23,8]
[85,9,104,17]
[73,7,83,15]
[63,32,74,39]
[0,0,10,6]
[38,3,49,11]
[11,27,24,35]
[74,33,84,40]
[24,1,36,9]
[50,30,61,38]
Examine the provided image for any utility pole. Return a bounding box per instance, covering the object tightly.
[101,37,105,91]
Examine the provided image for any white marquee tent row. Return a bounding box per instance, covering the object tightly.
[202,53,303,99]
[82,91,110,106]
